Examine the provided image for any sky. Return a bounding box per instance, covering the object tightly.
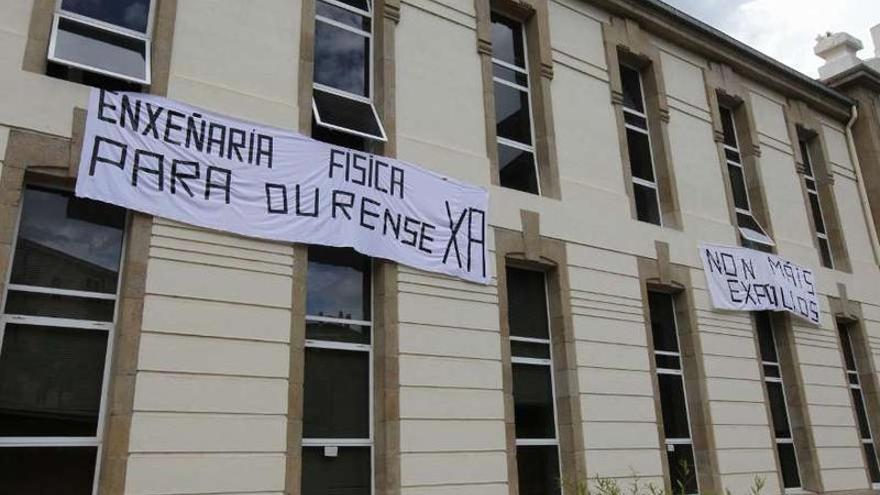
[661,0,880,78]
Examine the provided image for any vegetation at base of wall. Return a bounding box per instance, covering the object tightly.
[569,462,766,495]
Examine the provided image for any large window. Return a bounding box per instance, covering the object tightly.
[312,0,386,142]
[302,246,373,495]
[48,0,153,86]
[754,313,801,490]
[506,266,561,495]
[620,64,662,225]
[718,106,774,252]
[648,291,698,494]
[0,185,127,494]
[491,13,540,195]
[838,323,880,488]
[799,139,834,268]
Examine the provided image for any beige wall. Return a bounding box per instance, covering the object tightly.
[3,0,880,494]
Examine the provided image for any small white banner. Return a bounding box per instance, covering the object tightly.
[699,243,820,324]
[76,90,489,284]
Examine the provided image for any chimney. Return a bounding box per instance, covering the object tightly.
[815,31,863,79]
[873,23,880,58]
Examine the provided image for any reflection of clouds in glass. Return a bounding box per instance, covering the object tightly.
[307,262,367,320]
[61,0,149,32]
[314,21,369,96]
[19,189,123,272]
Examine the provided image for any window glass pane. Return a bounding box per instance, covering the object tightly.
[61,0,150,33]
[626,128,654,182]
[307,246,371,321]
[667,443,698,495]
[839,327,857,372]
[0,446,97,495]
[53,17,148,82]
[655,354,681,370]
[805,177,817,192]
[493,64,528,87]
[0,324,108,437]
[312,119,367,152]
[306,321,370,345]
[516,445,561,495]
[506,267,549,340]
[511,341,551,360]
[490,13,525,68]
[333,0,370,11]
[658,374,690,440]
[648,292,679,354]
[754,312,778,364]
[777,443,802,489]
[512,363,556,439]
[818,237,833,269]
[767,381,792,438]
[498,143,539,194]
[494,81,532,145]
[851,389,872,440]
[316,0,370,30]
[314,21,369,96]
[313,90,384,141]
[799,140,814,177]
[809,194,827,234]
[302,446,371,495]
[864,443,880,484]
[763,364,781,378]
[4,291,115,321]
[719,107,738,149]
[736,213,773,247]
[12,186,125,294]
[624,111,647,129]
[619,65,644,113]
[848,372,860,386]
[725,148,741,163]
[634,183,661,225]
[727,164,750,211]
[303,347,369,438]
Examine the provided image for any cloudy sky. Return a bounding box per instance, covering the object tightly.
[662,0,880,77]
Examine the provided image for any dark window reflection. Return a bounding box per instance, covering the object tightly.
[0,446,97,495]
[0,324,108,437]
[754,312,778,363]
[634,184,661,225]
[4,291,115,321]
[506,267,548,340]
[777,443,801,489]
[620,65,645,113]
[61,0,150,33]
[314,21,369,96]
[490,13,525,68]
[512,363,556,438]
[626,128,654,182]
[658,374,690,439]
[863,443,880,483]
[498,143,538,194]
[648,292,679,354]
[313,89,383,139]
[307,246,371,321]
[302,446,371,495]
[516,445,561,495]
[317,0,370,30]
[719,107,738,149]
[494,81,533,145]
[54,17,148,81]
[767,382,792,438]
[11,186,125,294]
[667,443,698,495]
[303,347,370,438]
[727,164,750,211]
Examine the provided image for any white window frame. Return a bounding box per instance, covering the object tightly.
[0,184,129,495]
[840,327,880,489]
[756,317,803,492]
[302,256,375,495]
[650,292,698,495]
[491,14,541,195]
[620,64,663,226]
[312,0,387,142]
[800,141,833,268]
[720,106,774,249]
[49,0,154,85]
[509,271,562,491]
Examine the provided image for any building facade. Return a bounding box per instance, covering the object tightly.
[1,1,880,495]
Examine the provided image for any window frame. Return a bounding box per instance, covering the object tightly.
[491,13,541,195]
[507,267,562,492]
[48,0,154,85]
[799,139,834,269]
[620,63,663,226]
[311,0,387,142]
[302,251,375,495]
[838,324,880,489]
[0,183,129,495]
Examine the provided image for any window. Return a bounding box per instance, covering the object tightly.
[312,0,386,141]
[719,106,774,251]
[648,291,698,494]
[302,246,373,495]
[491,13,540,195]
[838,323,880,488]
[0,185,126,494]
[48,0,153,86]
[620,64,662,225]
[754,313,801,490]
[506,266,561,495]
[799,139,834,268]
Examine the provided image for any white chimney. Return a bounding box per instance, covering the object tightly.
[815,31,863,79]
[872,23,880,58]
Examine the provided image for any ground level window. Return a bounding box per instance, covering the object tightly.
[0,185,126,495]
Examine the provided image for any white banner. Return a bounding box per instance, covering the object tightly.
[76,90,489,284]
[699,243,820,324]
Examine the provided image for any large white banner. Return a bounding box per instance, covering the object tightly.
[699,243,820,324]
[76,90,489,284]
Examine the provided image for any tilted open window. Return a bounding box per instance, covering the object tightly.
[312,0,386,141]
